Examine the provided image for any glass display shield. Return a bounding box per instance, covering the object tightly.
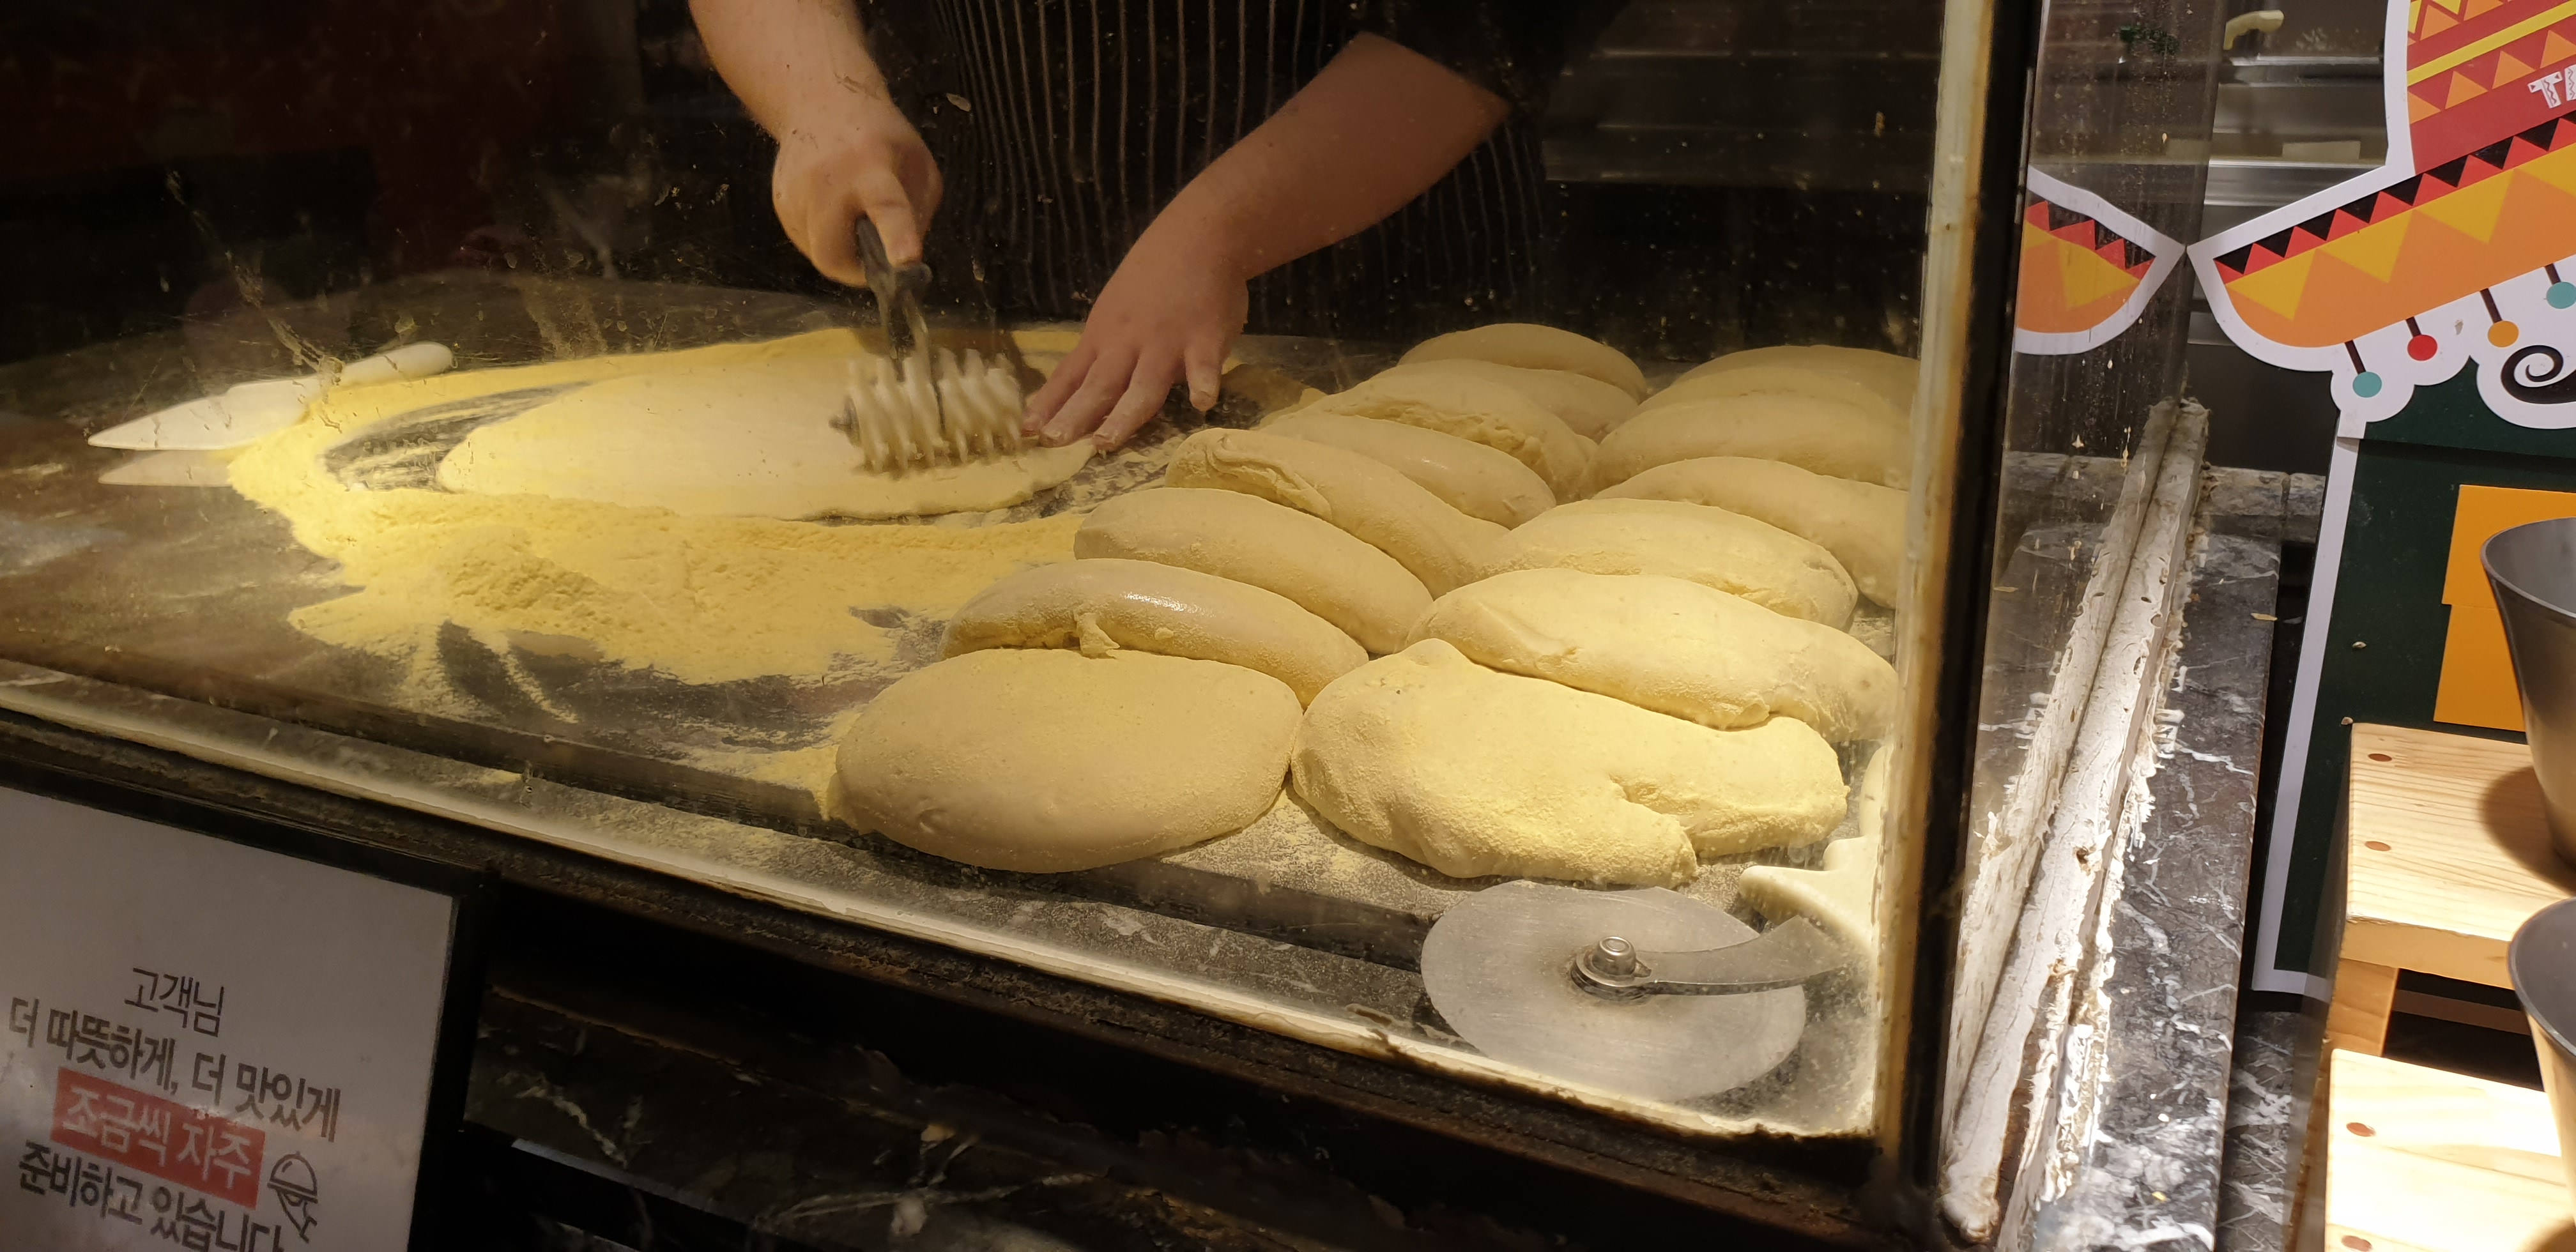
[0,0,2041,1224]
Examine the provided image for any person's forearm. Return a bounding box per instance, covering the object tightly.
[689,0,896,139]
[1146,33,1511,281]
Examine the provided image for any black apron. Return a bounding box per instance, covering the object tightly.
[907,0,1550,341]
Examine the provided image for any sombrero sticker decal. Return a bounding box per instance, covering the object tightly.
[2014,169,2184,355]
[2189,0,2576,429]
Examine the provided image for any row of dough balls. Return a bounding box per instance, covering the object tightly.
[836,324,1914,890]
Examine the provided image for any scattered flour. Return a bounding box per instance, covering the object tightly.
[227,331,1080,687]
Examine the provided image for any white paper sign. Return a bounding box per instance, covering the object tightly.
[1,788,456,1250]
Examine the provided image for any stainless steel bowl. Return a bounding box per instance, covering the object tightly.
[2486,518,2576,863]
[2511,896,2576,1215]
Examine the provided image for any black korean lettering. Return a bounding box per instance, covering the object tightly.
[70,1014,116,1068]
[43,1008,74,1057]
[103,1171,143,1223]
[190,1052,225,1094]
[174,1193,222,1251]
[137,1034,178,1094]
[38,1142,73,1195]
[16,1140,50,1195]
[70,1156,105,1209]
[103,1022,137,1072]
[230,1062,258,1118]
[214,1209,277,1252]
[6,996,34,1046]
[290,1080,342,1142]
[184,981,224,1038]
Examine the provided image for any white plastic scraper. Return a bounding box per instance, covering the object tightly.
[88,342,456,451]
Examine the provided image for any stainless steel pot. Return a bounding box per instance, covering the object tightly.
[2485,519,2576,863]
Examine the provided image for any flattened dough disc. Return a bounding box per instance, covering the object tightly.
[1419,881,1804,1102]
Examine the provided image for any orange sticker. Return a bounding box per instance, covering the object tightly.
[2435,483,2576,729]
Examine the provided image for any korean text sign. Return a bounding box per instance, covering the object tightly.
[2,789,454,1249]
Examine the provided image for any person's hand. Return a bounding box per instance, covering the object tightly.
[1023,223,1247,450]
[770,98,942,285]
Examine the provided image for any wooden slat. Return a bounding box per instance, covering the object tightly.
[2325,1050,2575,1252]
[2345,724,2576,987]
[2327,959,2399,1056]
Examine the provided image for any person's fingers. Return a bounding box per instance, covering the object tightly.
[855,167,926,267]
[1092,359,1180,450]
[1023,343,1098,432]
[770,181,830,283]
[912,154,946,225]
[1182,338,1225,412]
[1040,347,1142,445]
[799,192,871,288]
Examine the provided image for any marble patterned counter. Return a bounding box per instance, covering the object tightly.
[2012,469,2313,1251]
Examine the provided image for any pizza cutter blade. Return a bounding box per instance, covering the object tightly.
[1418,880,1826,1103]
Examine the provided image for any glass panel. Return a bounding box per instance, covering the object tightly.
[0,0,2001,1154]
[1938,0,2227,1232]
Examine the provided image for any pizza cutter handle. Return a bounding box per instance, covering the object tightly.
[1572,917,1849,996]
[855,218,935,362]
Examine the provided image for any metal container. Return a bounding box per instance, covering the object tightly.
[2510,896,2576,1214]
[2485,519,2576,862]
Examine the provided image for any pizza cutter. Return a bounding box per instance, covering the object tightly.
[836,219,1027,472]
[1418,880,1850,1103]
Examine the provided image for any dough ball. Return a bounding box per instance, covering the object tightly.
[1263,411,1554,527]
[1075,488,1430,654]
[1298,372,1596,501]
[1163,428,1505,596]
[1400,323,1650,399]
[1360,360,1637,441]
[1595,393,1908,490]
[1636,365,1905,428]
[1596,456,1906,605]
[1292,640,1847,886]
[944,558,1364,704]
[1486,498,1857,627]
[437,356,1095,520]
[838,648,1299,871]
[1411,569,1897,741]
[1674,345,1919,412]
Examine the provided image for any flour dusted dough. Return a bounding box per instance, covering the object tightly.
[1400,323,1650,399]
[1411,569,1896,741]
[1164,429,1505,595]
[1361,360,1637,440]
[837,648,1299,871]
[1595,395,1909,490]
[1074,489,1430,653]
[1487,498,1857,627]
[943,558,1363,703]
[1298,372,1597,501]
[1636,365,1906,428]
[437,355,1094,519]
[1292,640,1846,886]
[1264,411,1553,526]
[1596,456,1906,604]
[1676,345,1919,412]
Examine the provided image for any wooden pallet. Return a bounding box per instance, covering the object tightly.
[2326,1049,2575,1252]
[2328,723,2576,1056]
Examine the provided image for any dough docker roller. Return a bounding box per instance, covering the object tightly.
[1418,880,1852,1101]
[838,219,1030,473]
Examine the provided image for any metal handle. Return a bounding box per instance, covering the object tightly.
[1571,917,1850,997]
[854,218,935,361]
